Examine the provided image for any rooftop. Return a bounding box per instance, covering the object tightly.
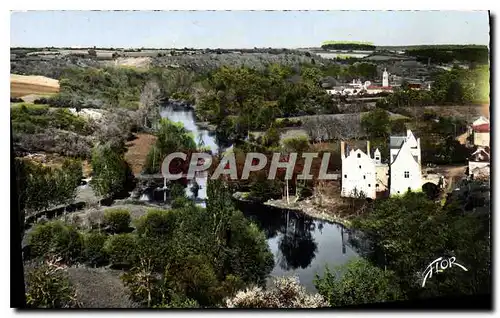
[473,123,490,133]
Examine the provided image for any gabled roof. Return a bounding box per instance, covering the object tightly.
[389,130,419,165]
[389,136,406,149]
[469,147,490,162]
[473,123,490,133]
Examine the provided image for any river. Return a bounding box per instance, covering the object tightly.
[159,103,359,292]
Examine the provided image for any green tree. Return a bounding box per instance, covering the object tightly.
[361,108,391,139]
[314,258,402,307]
[90,143,128,200]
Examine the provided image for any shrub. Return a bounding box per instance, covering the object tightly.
[104,234,138,267]
[83,232,109,266]
[225,276,327,308]
[314,259,403,307]
[249,178,283,202]
[282,136,310,152]
[27,221,84,264]
[103,208,131,233]
[26,261,80,308]
[171,196,190,209]
[135,209,177,237]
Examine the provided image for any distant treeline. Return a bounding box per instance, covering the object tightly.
[405,46,489,64]
[321,42,376,51]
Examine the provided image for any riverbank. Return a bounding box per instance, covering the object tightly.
[233,191,353,228]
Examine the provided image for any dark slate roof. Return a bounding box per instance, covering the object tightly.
[389,136,406,149]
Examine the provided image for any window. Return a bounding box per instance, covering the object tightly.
[344,174,347,178]
[408,187,411,192]
[375,156,380,161]
[397,191,400,194]
[359,165,362,169]
[357,153,361,158]
[404,171,410,178]
[368,184,371,187]
[363,175,366,179]
[376,184,379,188]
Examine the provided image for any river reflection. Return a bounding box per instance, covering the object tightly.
[235,201,358,292]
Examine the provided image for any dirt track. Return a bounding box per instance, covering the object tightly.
[10,74,60,98]
[124,133,157,176]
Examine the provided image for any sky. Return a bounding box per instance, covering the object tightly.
[10,11,490,48]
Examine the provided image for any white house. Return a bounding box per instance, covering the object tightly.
[472,122,490,148]
[389,130,422,196]
[468,146,490,180]
[341,129,424,199]
[340,141,377,199]
[340,141,389,199]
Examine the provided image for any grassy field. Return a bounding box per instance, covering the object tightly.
[10,74,60,98]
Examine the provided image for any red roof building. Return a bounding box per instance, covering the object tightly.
[473,123,490,133]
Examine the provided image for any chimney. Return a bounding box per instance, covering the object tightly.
[366,140,371,158]
[340,141,345,159]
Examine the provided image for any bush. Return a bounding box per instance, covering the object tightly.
[249,178,283,202]
[104,234,138,267]
[135,209,177,237]
[27,221,84,264]
[225,276,327,308]
[26,262,80,308]
[83,232,109,266]
[282,136,310,152]
[314,259,402,307]
[103,208,131,233]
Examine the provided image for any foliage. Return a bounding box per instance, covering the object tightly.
[350,190,491,299]
[314,258,402,307]
[26,261,80,308]
[361,108,390,139]
[103,208,132,233]
[82,232,109,267]
[405,45,489,64]
[104,234,138,267]
[282,136,310,153]
[56,67,148,109]
[144,119,197,174]
[27,221,84,264]
[197,64,335,142]
[249,175,283,202]
[135,209,178,238]
[225,276,327,308]
[262,126,281,148]
[321,41,375,51]
[17,158,82,214]
[379,65,489,111]
[11,104,91,135]
[431,65,489,104]
[90,143,128,199]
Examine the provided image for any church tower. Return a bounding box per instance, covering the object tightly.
[382,68,389,87]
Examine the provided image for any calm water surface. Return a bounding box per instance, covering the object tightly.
[160,104,359,291]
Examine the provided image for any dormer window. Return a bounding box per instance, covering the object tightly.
[357,153,361,158]
[375,156,380,161]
